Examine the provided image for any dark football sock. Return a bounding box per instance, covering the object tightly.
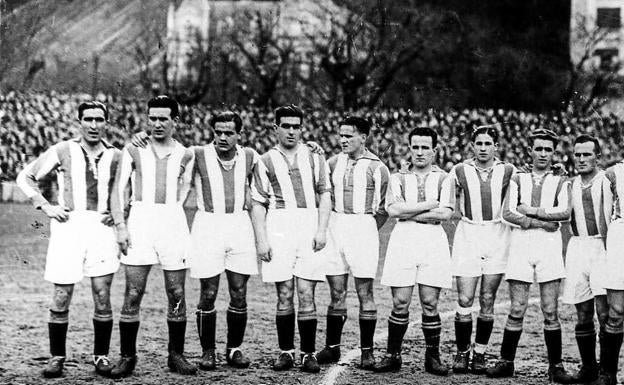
[167,319,187,354]
[575,322,596,367]
[298,310,317,354]
[544,325,562,365]
[49,322,69,357]
[276,309,295,351]
[422,314,442,354]
[475,315,495,347]
[387,311,409,354]
[226,305,247,348]
[601,326,624,374]
[326,306,347,347]
[454,312,472,352]
[359,310,377,350]
[119,320,140,357]
[196,309,216,351]
[93,318,113,356]
[500,315,523,361]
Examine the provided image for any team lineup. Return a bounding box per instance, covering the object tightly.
[14,96,624,384]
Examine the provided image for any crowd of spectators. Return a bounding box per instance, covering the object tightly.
[1,91,624,181]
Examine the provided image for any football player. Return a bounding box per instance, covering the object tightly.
[110,96,197,377]
[561,135,611,383]
[447,125,516,374]
[487,129,574,382]
[188,111,260,370]
[373,127,454,376]
[316,116,389,370]
[598,149,624,385]
[16,101,121,378]
[250,105,332,373]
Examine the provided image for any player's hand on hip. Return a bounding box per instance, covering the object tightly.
[312,230,327,252]
[541,221,560,232]
[100,211,115,227]
[131,131,150,148]
[256,241,273,262]
[41,203,70,222]
[115,224,131,255]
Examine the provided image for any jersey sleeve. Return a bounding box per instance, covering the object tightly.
[16,145,61,209]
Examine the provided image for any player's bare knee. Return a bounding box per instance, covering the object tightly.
[166,283,185,303]
[457,292,475,308]
[229,286,247,309]
[421,298,438,316]
[542,308,560,325]
[52,285,73,311]
[276,291,294,312]
[329,286,347,308]
[509,303,528,319]
[479,290,496,310]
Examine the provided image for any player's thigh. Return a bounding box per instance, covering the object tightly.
[224,214,259,276]
[381,222,419,287]
[341,214,379,279]
[84,214,120,279]
[189,212,227,278]
[416,226,452,290]
[505,229,539,283]
[45,216,86,284]
[261,210,298,283]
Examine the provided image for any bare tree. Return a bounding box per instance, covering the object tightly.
[566,13,622,112]
[227,8,294,108]
[302,0,461,109]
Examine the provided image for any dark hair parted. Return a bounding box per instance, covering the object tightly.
[274,104,304,125]
[147,95,179,119]
[574,134,602,155]
[408,126,438,148]
[530,128,559,147]
[210,111,243,132]
[78,101,108,121]
[340,116,372,136]
[471,125,499,143]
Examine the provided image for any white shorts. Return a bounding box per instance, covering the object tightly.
[189,211,258,278]
[605,220,624,290]
[562,236,606,304]
[381,222,452,288]
[45,210,120,284]
[121,202,190,270]
[506,228,565,283]
[325,213,379,279]
[452,220,511,277]
[261,208,328,283]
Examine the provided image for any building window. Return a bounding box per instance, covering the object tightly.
[595,48,619,70]
[597,8,621,28]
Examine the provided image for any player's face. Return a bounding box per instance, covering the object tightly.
[410,135,435,169]
[473,133,497,164]
[275,116,302,149]
[339,125,365,156]
[573,142,599,175]
[79,108,106,145]
[213,121,238,153]
[148,107,176,142]
[531,138,555,171]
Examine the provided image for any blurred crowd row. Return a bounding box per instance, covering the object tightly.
[1,92,623,180]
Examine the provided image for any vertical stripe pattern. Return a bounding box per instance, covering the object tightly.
[251,145,330,209]
[328,152,390,215]
[570,171,612,237]
[449,161,515,222]
[385,169,452,211]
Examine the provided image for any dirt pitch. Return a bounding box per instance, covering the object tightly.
[1,202,622,385]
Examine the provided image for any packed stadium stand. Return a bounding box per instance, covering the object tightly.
[1,92,623,181]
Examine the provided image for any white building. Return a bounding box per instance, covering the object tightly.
[571,0,624,73]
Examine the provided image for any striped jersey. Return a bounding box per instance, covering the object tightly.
[16,138,121,212]
[447,160,516,223]
[192,144,260,213]
[385,169,454,212]
[502,172,571,229]
[111,141,194,224]
[327,150,390,215]
[570,172,612,237]
[605,162,624,220]
[251,144,331,209]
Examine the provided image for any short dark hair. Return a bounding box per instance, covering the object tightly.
[78,101,108,121]
[574,134,602,155]
[530,128,558,148]
[274,104,303,125]
[408,126,438,148]
[471,125,499,143]
[147,95,179,119]
[339,116,371,136]
[210,111,243,132]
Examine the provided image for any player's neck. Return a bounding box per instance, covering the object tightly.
[413,164,432,176]
[580,169,598,184]
[79,138,104,156]
[277,143,299,157]
[151,136,175,148]
[474,158,495,169]
[532,166,550,177]
[348,146,365,160]
[216,147,236,161]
